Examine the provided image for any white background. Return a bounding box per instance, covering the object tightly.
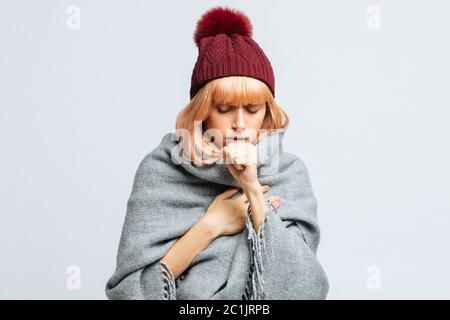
[1,0,449,299]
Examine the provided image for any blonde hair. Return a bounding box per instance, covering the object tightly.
[175,76,289,165]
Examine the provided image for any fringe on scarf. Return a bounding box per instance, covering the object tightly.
[243,199,275,300]
[160,260,177,300]
[159,200,276,301]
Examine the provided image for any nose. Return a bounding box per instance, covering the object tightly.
[232,107,245,132]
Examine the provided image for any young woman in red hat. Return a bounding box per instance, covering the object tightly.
[106,6,329,300]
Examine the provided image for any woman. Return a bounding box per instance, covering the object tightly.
[105,6,329,300]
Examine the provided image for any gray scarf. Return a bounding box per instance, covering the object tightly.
[105,128,329,299]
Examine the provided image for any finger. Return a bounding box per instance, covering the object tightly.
[216,188,240,200]
[227,164,245,175]
[229,153,244,170]
[261,185,270,192]
[271,195,281,205]
[267,196,281,209]
[227,144,253,171]
[227,164,238,176]
[235,144,257,165]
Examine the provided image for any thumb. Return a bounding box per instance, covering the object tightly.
[227,164,238,177]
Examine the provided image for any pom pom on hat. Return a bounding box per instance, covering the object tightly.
[190,6,275,99]
[193,6,253,47]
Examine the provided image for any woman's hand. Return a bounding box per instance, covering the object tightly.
[223,141,258,190]
[203,185,281,237]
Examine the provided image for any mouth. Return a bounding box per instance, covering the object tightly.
[226,136,250,142]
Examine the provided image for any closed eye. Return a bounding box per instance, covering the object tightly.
[215,104,262,114]
[246,106,261,114]
[216,105,232,113]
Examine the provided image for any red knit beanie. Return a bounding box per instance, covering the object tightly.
[190,6,275,100]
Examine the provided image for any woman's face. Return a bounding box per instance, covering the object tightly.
[203,102,267,148]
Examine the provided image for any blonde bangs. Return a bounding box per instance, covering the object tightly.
[209,76,272,108]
